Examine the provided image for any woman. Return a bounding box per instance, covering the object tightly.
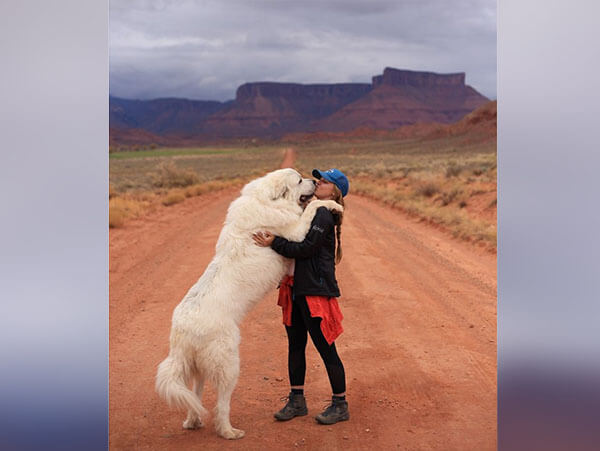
[252,168,349,425]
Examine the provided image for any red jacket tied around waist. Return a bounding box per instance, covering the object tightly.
[278,275,343,345]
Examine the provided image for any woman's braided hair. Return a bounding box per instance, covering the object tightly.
[331,185,344,264]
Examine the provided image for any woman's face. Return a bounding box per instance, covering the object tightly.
[314,178,336,200]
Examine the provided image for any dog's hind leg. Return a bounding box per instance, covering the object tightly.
[212,350,245,440]
[183,373,206,430]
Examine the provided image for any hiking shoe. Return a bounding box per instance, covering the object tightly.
[274,392,308,421]
[315,398,349,424]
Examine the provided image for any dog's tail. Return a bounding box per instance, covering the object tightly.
[155,354,208,418]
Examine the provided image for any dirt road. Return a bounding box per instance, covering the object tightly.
[109,155,496,450]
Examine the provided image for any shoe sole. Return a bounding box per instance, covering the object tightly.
[315,412,350,425]
[274,409,308,421]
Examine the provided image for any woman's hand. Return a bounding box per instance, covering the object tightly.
[252,231,275,247]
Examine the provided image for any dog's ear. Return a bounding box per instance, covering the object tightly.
[264,172,292,201]
[247,172,289,202]
[272,186,289,201]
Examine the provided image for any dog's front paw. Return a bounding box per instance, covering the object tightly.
[311,199,343,214]
[219,427,245,440]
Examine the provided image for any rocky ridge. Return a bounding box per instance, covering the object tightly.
[110,67,491,144]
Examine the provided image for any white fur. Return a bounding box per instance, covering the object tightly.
[155,168,342,440]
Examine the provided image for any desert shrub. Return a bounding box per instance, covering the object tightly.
[391,167,411,178]
[441,188,461,206]
[488,198,497,208]
[134,190,158,202]
[109,207,125,228]
[459,200,468,208]
[152,161,200,188]
[415,182,440,198]
[446,164,462,178]
[185,183,211,197]
[184,186,200,198]
[109,196,147,228]
[162,191,186,206]
[371,162,388,178]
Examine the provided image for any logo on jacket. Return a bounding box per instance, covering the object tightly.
[312,225,324,233]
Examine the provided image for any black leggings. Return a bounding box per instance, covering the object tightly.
[285,293,346,394]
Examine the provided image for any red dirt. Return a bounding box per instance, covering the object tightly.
[109,151,496,450]
[464,189,497,224]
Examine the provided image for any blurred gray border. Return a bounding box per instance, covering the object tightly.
[0,0,108,449]
[498,0,600,449]
[1,0,600,448]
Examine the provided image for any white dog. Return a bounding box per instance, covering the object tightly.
[155,168,343,439]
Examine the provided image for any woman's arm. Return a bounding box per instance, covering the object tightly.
[253,207,334,259]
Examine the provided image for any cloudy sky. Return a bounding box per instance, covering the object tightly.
[110,0,496,102]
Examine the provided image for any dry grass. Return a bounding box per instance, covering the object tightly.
[109,137,496,249]
[446,164,462,178]
[293,135,497,249]
[108,146,287,227]
[109,146,282,193]
[109,194,156,228]
[162,190,186,206]
[108,178,247,228]
[415,182,441,198]
[440,188,462,206]
[353,178,496,247]
[152,161,200,188]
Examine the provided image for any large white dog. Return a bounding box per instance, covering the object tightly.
[156,168,342,439]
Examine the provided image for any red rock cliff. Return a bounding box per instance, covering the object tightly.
[372,67,465,88]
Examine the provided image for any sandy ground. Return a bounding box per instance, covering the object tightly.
[109,151,496,450]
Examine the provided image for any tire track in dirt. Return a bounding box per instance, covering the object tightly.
[279,148,296,169]
[110,154,496,450]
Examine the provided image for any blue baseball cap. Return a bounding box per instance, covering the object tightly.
[312,168,349,197]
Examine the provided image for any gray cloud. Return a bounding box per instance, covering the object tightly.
[110,0,496,101]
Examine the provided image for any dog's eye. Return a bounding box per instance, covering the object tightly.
[298,179,302,184]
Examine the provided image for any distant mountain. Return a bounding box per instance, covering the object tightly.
[201,82,372,137]
[444,99,497,136]
[109,67,490,146]
[109,96,230,135]
[314,68,489,131]
[280,100,497,144]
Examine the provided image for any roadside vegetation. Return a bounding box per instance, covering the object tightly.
[109,136,497,252]
[293,135,497,250]
[109,146,282,228]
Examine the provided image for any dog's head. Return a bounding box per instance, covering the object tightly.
[242,168,315,206]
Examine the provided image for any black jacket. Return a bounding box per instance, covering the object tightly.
[271,206,341,297]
